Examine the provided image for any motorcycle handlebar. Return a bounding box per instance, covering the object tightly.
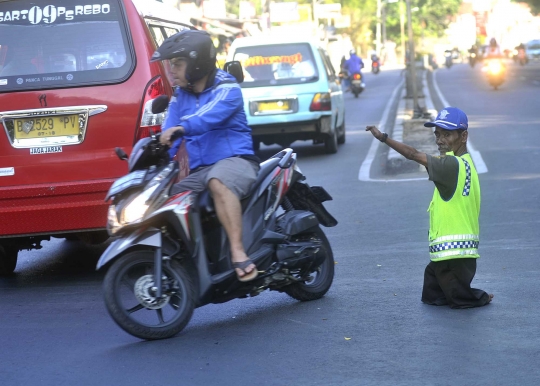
[170,130,184,142]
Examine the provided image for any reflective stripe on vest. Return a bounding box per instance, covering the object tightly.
[430,234,479,244]
[462,158,471,196]
[430,248,479,260]
[429,234,479,258]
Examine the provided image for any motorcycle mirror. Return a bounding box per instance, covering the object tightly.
[115,147,128,161]
[223,61,244,84]
[151,95,170,114]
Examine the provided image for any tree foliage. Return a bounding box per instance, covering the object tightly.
[340,0,461,53]
[517,0,540,14]
[226,0,462,55]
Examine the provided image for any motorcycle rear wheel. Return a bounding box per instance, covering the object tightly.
[283,226,334,301]
[103,250,195,340]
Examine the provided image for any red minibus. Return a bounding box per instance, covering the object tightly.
[0,0,190,274]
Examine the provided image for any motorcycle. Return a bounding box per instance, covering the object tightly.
[444,51,453,69]
[483,59,506,90]
[517,48,528,66]
[371,59,380,74]
[469,52,477,68]
[349,72,365,98]
[97,130,338,340]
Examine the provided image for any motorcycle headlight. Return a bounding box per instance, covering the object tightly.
[109,165,174,231]
[488,61,503,74]
[121,184,159,224]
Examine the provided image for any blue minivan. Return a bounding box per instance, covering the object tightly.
[227,36,346,154]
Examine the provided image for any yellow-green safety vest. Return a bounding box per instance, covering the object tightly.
[427,152,480,262]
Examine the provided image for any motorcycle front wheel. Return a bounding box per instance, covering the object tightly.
[103,250,195,340]
[284,226,335,301]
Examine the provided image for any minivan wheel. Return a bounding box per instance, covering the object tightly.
[321,117,337,154]
[0,245,18,276]
[324,130,338,154]
[337,116,346,145]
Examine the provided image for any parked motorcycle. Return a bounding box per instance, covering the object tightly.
[97,131,338,340]
[483,59,506,90]
[349,72,365,97]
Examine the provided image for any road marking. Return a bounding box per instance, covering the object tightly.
[433,70,488,174]
[358,78,404,182]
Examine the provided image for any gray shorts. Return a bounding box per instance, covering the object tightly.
[171,157,260,199]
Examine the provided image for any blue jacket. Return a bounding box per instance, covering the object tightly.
[162,69,255,170]
[345,54,364,74]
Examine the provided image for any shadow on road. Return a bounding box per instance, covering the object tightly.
[0,239,108,287]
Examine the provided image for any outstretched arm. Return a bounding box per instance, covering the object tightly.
[366,125,428,167]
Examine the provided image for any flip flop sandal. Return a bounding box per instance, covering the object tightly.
[233,259,258,282]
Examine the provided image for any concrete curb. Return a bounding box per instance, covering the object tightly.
[386,69,437,174]
[387,88,408,168]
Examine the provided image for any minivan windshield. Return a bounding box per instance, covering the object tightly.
[0,0,132,92]
[233,43,319,88]
[527,41,540,50]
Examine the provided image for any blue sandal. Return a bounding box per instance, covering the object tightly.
[232,259,258,282]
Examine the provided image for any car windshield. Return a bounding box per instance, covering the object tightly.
[233,43,319,88]
[0,0,132,92]
[527,42,540,50]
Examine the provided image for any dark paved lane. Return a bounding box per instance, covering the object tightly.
[1,62,540,385]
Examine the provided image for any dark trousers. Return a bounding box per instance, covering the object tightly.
[421,258,491,309]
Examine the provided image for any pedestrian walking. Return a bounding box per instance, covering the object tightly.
[366,107,493,309]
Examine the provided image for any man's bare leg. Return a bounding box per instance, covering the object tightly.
[208,178,256,278]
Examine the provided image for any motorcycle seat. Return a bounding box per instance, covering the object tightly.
[197,157,281,213]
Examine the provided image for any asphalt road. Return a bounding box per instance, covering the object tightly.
[1,62,540,386]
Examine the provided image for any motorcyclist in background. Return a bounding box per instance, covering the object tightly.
[339,55,350,92]
[468,44,478,67]
[344,49,364,80]
[486,38,502,58]
[516,43,528,65]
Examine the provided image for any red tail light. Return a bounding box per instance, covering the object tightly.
[353,73,362,80]
[373,62,379,67]
[134,76,167,143]
[309,93,332,111]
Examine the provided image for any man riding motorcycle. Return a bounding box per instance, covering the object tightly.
[152,30,260,282]
[482,38,506,89]
[468,44,478,67]
[344,49,364,80]
[485,38,502,58]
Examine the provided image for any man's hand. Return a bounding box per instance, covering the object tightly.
[365,125,383,141]
[160,126,184,146]
[366,125,428,167]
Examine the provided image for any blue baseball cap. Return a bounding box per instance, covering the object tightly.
[424,107,468,130]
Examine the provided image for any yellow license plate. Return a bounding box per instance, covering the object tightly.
[13,115,79,139]
[258,101,290,112]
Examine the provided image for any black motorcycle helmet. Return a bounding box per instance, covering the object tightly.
[150,29,217,83]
